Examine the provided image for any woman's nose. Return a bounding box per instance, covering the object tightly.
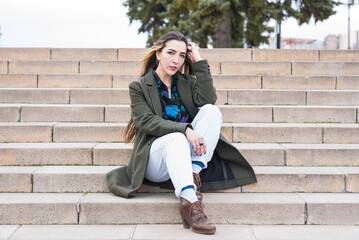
[173,55,179,63]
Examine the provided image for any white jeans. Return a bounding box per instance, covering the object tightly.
[144,104,223,197]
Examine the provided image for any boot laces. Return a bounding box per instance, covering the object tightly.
[188,201,206,222]
[193,173,202,188]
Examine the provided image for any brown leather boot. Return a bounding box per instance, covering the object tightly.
[193,173,203,203]
[180,198,216,234]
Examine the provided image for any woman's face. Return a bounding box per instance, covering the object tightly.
[156,39,187,77]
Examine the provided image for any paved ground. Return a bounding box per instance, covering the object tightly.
[2,224,359,240]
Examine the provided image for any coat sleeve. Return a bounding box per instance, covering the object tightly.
[129,81,192,137]
[191,60,217,107]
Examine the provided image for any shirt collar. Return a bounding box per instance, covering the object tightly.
[153,69,178,88]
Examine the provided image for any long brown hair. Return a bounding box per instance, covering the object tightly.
[124,31,195,143]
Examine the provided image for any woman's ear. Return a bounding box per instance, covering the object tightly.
[156,51,161,62]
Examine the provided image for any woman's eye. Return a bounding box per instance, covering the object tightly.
[168,52,174,55]
[180,55,186,59]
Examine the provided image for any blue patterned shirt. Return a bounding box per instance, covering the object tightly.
[153,69,191,123]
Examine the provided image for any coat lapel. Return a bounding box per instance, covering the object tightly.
[177,74,199,119]
[143,70,163,117]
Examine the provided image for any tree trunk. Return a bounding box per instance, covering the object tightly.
[215,7,232,48]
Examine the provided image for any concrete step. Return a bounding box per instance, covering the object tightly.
[5,60,359,75]
[2,224,359,240]
[222,62,359,75]
[2,73,348,90]
[3,88,359,106]
[0,48,51,60]
[2,122,359,143]
[1,143,359,167]
[6,60,220,75]
[2,74,357,90]
[1,192,359,225]
[231,123,359,144]
[1,166,357,193]
[2,48,359,62]
[1,104,357,123]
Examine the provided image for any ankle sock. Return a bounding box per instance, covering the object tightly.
[180,185,198,203]
[192,161,204,174]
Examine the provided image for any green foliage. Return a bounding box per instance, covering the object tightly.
[123,0,339,48]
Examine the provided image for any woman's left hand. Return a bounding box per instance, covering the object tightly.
[187,42,202,62]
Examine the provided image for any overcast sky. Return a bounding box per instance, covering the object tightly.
[0,0,358,48]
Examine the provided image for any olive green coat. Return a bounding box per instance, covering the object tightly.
[106,60,257,198]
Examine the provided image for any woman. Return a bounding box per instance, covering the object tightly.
[107,31,257,234]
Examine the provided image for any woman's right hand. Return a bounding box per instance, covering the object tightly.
[185,127,207,156]
[187,42,202,63]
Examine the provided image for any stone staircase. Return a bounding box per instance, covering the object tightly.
[1,48,359,239]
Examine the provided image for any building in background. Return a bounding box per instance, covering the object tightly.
[265,31,359,50]
[324,31,359,49]
[0,26,2,47]
[267,37,324,49]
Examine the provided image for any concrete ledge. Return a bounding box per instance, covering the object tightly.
[219,105,272,123]
[9,60,78,74]
[292,62,359,75]
[263,75,335,90]
[232,123,322,143]
[0,167,40,192]
[51,48,117,61]
[200,48,251,61]
[0,48,50,60]
[0,193,83,224]
[221,62,290,75]
[79,193,305,224]
[307,90,359,106]
[80,61,142,75]
[0,74,37,88]
[9,225,134,240]
[0,225,19,240]
[253,49,318,62]
[0,123,53,143]
[339,167,359,192]
[0,105,20,122]
[70,89,130,104]
[38,74,112,88]
[273,106,357,123]
[21,104,104,122]
[337,76,359,90]
[213,74,261,89]
[228,90,306,105]
[252,225,359,240]
[53,123,126,142]
[93,143,132,165]
[299,193,359,225]
[284,144,359,166]
[4,224,359,240]
[113,74,138,88]
[133,224,253,240]
[234,143,285,166]
[5,225,359,240]
[323,124,359,144]
[0,61,6,73]
[320,50,359,62]
[105,105,131,122]
[0,143,94,165]
[0,88,70,104]
[5,165,346,193]
[33,166,118,193]
[243,167,345,193]
[118,48,149,61]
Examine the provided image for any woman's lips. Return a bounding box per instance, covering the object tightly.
[169,66,177,71]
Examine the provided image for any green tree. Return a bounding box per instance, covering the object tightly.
[124,0,339,48]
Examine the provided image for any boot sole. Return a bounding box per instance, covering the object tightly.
[192,228,216,234]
